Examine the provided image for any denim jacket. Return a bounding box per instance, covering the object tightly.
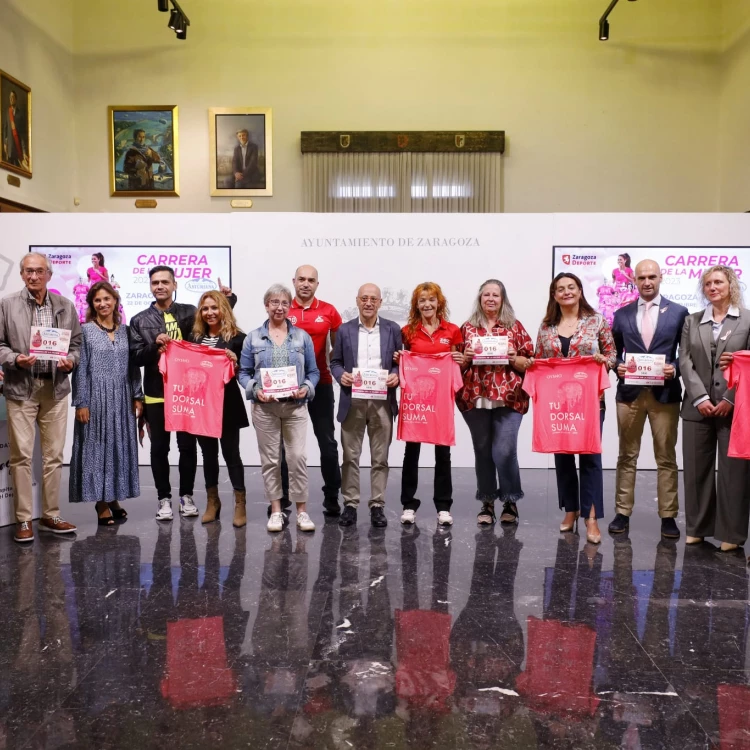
[238,319,319,403]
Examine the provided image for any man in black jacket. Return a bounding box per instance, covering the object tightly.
[130,265,236,521]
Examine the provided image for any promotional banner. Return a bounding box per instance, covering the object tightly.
[553,247,750,324]
[30,246,232,323]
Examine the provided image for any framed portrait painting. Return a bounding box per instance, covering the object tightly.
[209,107,272,197]
[108,105,179,196]
[0,71,32,179]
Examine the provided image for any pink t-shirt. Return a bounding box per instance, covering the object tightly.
[397,352,462,446]
[158,340,234,438]
[725,350,750,459]
[522,356,610,454]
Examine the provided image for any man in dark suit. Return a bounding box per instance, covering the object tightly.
[231,129,260,189]
[331,283,402,529]
[609,259,689,538]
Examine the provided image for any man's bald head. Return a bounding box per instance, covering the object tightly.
[293,265,319,304]
[356,283,382,325]
[634,259,662,302]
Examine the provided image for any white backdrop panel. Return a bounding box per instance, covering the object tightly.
[2,212,750,471]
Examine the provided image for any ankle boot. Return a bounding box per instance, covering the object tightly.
[233,489,247,528]
[202,487,221,524]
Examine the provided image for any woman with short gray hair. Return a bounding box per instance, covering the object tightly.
[238,284,320,532]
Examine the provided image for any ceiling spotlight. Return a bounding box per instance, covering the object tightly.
[157,0,169,11]
[599,19,609,40]
[175,17,187,39]
[168,8,181,29]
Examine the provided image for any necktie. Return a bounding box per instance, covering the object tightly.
[641,301,654,349]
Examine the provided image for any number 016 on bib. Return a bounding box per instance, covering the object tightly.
[624,354,666,386]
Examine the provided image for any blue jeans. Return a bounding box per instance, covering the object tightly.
[462,407,524,503]
[554,409,605,520]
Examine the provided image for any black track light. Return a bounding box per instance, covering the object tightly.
[599,19,609,40]
[160,1,191,40]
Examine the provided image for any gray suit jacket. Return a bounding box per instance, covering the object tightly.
[680,307,750,421]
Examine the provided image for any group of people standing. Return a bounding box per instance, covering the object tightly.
[0,252,748,554]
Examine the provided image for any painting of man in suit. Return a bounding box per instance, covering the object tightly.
[210,109,272,196]
[0,72,31,178]
[232,129,260,189]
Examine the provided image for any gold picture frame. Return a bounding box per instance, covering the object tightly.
[0,70,32,179]
[108,105,179,197]
[209,107,272,197]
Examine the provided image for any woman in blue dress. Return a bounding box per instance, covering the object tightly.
[70,281,142,524]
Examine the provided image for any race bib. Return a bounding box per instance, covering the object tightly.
[29,327,71,362]
[352,368,388,400]
[624,354,666,386]
[471,336,509,366]
[260,366,299,399]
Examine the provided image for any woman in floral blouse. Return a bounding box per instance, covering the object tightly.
[458,279,534,526]
[534,272,616,544]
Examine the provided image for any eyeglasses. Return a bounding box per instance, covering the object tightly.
[358,296,380,304]
[22,269,48,278]
[268,299,290,309]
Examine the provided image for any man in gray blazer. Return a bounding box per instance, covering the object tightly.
[330,283,402,528]
[0,253,81,542]
[609,259,689,539]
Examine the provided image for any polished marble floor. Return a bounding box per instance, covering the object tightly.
[0,466,747,749]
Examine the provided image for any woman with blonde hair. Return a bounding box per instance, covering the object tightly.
[681,265,750,552]
[458,279,534,527]
[190,290,249,527]
[394,281,464,526]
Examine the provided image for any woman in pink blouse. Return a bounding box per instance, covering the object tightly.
[87,253,109,285]
[457,279,534,526]
[534,273,616,544]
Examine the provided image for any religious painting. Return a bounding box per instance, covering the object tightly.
[209,107,272,197]
[0,71,32,179]
[108,105,179,196]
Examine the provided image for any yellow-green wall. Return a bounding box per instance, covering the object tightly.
[2,0,749,213]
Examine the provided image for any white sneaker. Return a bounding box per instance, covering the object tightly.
[437,511,454,526]
[267,512,284,532]
[401,509,416,525]
[297,511,316,532]
[156,499,173,521]
[179,495,199,517]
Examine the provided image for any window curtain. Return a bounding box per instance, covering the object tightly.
[303,151,502,213]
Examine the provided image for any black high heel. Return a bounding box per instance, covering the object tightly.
[108,502,127,520]
[96,502,115,526]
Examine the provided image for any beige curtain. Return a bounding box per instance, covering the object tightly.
[303,151,502,212]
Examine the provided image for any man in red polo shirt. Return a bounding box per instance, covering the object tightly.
[280,265,343,515]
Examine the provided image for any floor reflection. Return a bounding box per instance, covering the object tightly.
[0,468,748,748]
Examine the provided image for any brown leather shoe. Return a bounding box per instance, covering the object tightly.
[13,521,34,543]
[38,517,77,534]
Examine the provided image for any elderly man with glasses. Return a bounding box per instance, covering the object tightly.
[331,283,402,528]
[0,253,82,542]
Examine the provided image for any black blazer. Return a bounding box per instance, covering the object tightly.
[192,331,249,431]
[611,296,689,404]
